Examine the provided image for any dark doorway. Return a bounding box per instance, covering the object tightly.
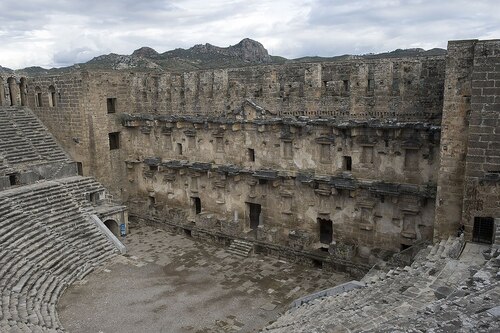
[343,156,352,171]
[193,197,201,214]
[472,217,495,244]
[318,218,333,244]
[248,202,261,230]
[104,219,120,237]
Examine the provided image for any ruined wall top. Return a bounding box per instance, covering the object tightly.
[24,55,446,125]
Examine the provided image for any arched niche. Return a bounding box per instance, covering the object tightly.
[104,219,120,237]
[20,77,27,106]
[7,77,20,106]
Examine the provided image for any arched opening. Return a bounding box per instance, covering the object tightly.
[7,77,19,106]
[48,85,56,107]
[20,78,27,106]
[34,86,42,107]
[104,219,120,237]
[0,76,4,106]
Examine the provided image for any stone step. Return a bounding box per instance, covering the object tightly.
[227,239,254,257]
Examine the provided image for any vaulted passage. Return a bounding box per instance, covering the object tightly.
[104,219,120,237]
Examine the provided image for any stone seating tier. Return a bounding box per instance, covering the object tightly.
[262,237,499,332]
[0,107,71,176]
[0,177,118,331]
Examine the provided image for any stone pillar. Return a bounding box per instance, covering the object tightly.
[434,40,477,242]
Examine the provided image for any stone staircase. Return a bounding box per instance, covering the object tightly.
[227,239,254,257]
[0,179,119,332]
[261,236,499,332]
[0,106,71,174]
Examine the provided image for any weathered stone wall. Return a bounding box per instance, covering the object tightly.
[462,40,500,240]
[118,116,438,255]
[435,39,500,242]
[434,41,476,240]
[19,56,445,258]
[121,58,445,122]
[27,74,91,174]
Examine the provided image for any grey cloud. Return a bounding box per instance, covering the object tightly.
[0,0,499,68]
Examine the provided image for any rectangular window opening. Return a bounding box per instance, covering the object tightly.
[192,197,201,214]
[36,93,42,107]
[108,132,120,150]
[176,143,183,155]
[107,98,117,114]
[318,218,333,244]
[76,162,83,176]
[8,173,19,186]
[248,148,255,162]
[343,80,349,93]
[344,156,352,171]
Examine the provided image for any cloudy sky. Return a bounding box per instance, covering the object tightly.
[1,0,498,69]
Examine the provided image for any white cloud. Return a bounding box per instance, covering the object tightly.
[0,0,499,69]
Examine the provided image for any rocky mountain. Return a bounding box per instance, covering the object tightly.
[1,39,447,76]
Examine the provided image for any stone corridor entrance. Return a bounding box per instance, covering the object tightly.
[104,219,120,237]
[248,202,261,231]
[472,217,495,244]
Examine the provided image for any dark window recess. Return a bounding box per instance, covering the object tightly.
[48,86,56,107]
[184,228,192,237]
[193,197,201,214]
[8,173,19,186]
[258,179,268,185]
[177,143,183,155]
[472,217,495,244]
[149,165,157,171]
[343,80,349,92]
[248,203,261,230]
[108,132,120,150]
[312,259,323,269]
[76,162,83,176]
[107,98,117,113]
[367,78,374,92]
[318,218,333,244]
[89,192,98,204]
[248,148,255,162]
[344,156,352,171]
